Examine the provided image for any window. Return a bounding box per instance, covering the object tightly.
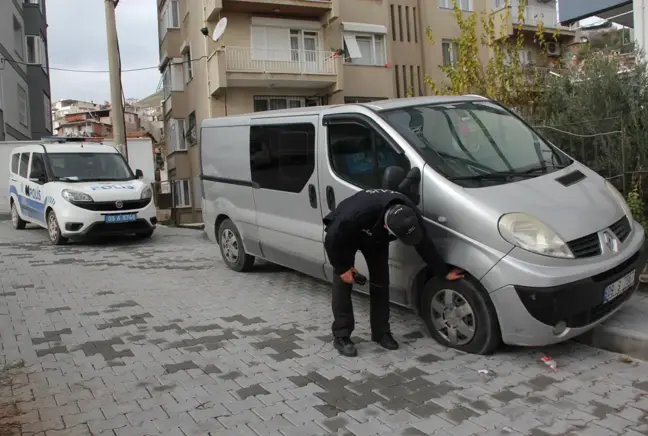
[417,66,423,96]
[182,47,193,83]
[250,123,316,193]
[442,40,460,66]
[402,65,407,96]
[250,26,320,62]
[253,96,323,112]
[11,154,20,174]
[14,16,24,59]
[398,6,403,42]
[162,61,184,100]
[390,5,396,41]
[395,65,400,98]
[173,180,191,208]
[29,152,45,181]
[43,94,51,132]
[344,32,386,66]
[439,0,473,11]
[48,153,133,181]
[413,8,418,43]
[328,122,411,189]
[160,0,179,38]
[405,7,411,42]
[186,112,197,145]
[17,85,28,127]
[19,153,30,178]
[165,118,186,154]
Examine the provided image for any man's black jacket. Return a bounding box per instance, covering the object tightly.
[323,189,450,278]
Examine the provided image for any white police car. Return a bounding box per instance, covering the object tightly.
[8,142,157,245]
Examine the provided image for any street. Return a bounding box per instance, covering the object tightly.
[1,222,648,436]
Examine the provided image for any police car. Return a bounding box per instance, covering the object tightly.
[8,141,157,245]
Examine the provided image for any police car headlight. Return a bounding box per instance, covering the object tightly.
[61,189,94,203]
[498,212,574,259]
[140,186,152,200]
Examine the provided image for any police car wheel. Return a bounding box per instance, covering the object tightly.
[218,219,255,272]
[46,210,68,246]
[11,201,26,230]
[420,276,500,355]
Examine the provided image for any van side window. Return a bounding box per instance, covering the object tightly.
[328,122,411,189]
[19,153,30,178]
[249,123,315,193]
[10,154,20,174]
[29,153,46,181]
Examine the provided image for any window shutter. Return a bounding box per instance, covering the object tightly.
[251,26,266,60]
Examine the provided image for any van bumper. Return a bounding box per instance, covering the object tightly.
[485,227,647,347]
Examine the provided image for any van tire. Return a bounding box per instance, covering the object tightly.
[420,276,500,355]
[11,201,26,230]
[218,219,255,272]
[46,210,68,246]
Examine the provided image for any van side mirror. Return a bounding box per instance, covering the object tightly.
[135,169,143,179]
[398,167,421,204]
[29,172,47,184]
[382,166,406,191]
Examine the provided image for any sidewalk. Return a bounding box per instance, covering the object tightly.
[577,284,648,360]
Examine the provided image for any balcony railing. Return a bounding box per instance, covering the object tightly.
[496,3,574,30]
[225,47,337,75]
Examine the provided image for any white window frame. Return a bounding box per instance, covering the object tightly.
[159,0,180,39]
[442,39,460,66]
[249,18,322,62]
[162,60,184,100]
[25,35,45,66]
[17,85,28,127]
[343,32,386,66]
[43,94,51,132]
[439,0,473,11]
[182,45,193,84]
[173,180,192,208]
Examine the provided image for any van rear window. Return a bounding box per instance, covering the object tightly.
[19,153,30,178]
[10,154,19,174]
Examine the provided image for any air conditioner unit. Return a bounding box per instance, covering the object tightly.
[547,42,561,56]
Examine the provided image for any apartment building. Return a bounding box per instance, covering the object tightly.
[157,0,566,224]
[0,0,52,141]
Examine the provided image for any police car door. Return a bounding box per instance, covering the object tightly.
[25,151,48,224]
[250,115,327,280]
[318,113,415,305]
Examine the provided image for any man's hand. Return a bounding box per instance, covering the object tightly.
[340,267,358,284]
[445,268,464,281]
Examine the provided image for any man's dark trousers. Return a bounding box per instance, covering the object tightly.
[328,237,391,339]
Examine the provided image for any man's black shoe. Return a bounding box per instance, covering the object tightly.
[374,332,399,350]
[333,337,358,357]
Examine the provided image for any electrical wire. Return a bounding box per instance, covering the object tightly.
[1,55,208,74]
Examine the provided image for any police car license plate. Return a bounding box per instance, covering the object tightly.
[105,213,137,224]
[603,270,635,304]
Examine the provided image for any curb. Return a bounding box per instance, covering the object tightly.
[0,213,9,222]
[576,324,648,361]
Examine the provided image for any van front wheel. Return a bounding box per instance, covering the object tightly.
[218,219,255,272]
[420,277,500,355]
[46,210,68,246]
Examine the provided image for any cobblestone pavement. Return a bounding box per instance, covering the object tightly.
[2,223,648,436]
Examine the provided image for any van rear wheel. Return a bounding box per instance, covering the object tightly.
[11,201,26,230]
[420,276,500,355]
[218,219,255,272]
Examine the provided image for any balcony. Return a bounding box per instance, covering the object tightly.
[159,28,182,61]
[209,46,340,94]
[492,4,575,37]
[222,0,333,18]
[204,0,223,21]
[162,92,189,120]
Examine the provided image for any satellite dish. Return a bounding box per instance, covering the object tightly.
[212,17,228,42]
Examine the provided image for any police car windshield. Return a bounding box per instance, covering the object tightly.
[381,100,572,186]
[47,152,134,182]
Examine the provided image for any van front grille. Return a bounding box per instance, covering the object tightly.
[567,233,601,258]
[610,216,631,242]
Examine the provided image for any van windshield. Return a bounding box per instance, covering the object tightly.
[381,100,572,186]
[47,152,134,182]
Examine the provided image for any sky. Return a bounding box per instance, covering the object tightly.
[47,0,161,104]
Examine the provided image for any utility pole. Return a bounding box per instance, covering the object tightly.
[104,0,127,159]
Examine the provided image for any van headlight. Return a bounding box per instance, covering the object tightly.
[140,186,152,200]
[498,212,574,258]
[61,189,94,203]
[605,180,633,222]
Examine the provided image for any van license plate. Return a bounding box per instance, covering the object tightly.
[105,213,137,224]
[603,270,636,304]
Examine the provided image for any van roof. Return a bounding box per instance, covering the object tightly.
[10,142,120,154]
[200,95,488,128]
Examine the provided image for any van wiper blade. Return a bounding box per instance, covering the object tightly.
[449,171,537,181]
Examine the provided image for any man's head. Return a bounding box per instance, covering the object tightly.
[384,204,423,246]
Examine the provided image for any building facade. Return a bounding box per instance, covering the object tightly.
[157,0,565,224]
[0,0,52,141]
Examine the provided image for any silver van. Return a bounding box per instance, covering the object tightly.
[200,95,647,354]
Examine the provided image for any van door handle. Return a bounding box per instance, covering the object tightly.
[308,184,317,208]
[326,186,335,210]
